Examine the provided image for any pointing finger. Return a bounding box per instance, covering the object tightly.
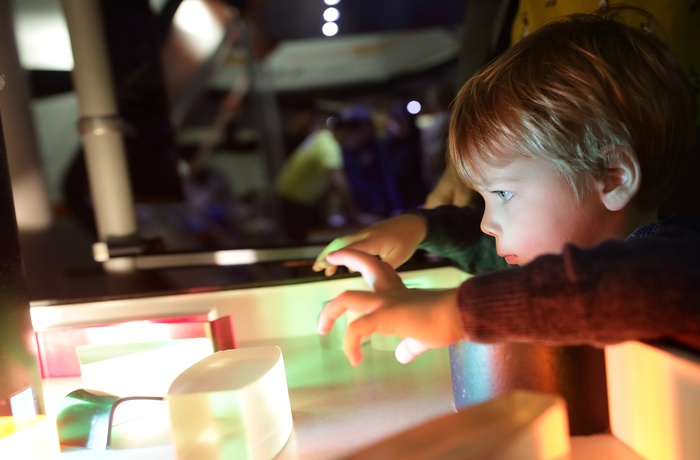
[313,234,365,273]
[317,290,379,335]
[326,249,404,291]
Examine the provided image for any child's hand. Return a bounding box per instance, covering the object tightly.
[424,167,477,209]
[312,214,428,276]
[317,249,464,366]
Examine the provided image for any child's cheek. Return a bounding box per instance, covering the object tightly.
[520,234,557,262]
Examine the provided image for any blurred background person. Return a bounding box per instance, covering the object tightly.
[273,109,359,243]
[419,82,456,192]
[384,100,428,212]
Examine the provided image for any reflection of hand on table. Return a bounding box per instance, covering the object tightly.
[316,249,464,366]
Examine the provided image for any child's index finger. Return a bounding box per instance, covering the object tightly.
[317,298,345,335]
[317,289,379,335]
[326,249,403,292]
[313,234,366,275]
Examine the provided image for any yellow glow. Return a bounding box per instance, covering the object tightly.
[606,341,700,459]
[0,416,61,459]
[520,398,571,459]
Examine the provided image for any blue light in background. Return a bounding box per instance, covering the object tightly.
[406,100,422,114]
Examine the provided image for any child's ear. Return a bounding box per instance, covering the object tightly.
[599,147,641,212]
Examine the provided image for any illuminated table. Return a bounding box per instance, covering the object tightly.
[42,334,455,459]
[35,265,465,458]
[41,335,653,460]
[33,264,683,459]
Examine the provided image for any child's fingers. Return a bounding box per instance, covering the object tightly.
[342,307,398,366]
[326,249,403,291]
[342,315,376,367]
[317,303,342,335]
[317,290,378,335]
[343,325,366,367]
[312,234,363,273]
[312,257,334,274]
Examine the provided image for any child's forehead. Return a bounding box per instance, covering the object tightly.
[469,156,562,188]
[473,161,515,181]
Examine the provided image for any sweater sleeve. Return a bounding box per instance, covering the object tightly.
[456,224,700,346]
[409,205,510,274]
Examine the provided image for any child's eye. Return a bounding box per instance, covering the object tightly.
[493,191,514,202]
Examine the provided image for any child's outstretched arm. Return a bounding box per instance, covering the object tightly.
[312,213,429,276]
[423,167,477,209]
[317,249,465,366]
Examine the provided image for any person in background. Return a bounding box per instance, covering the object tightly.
[338,107,403,219]
[384,100,428,212]
[274,111,359,243]
[419,83,457,192]
[312,6,700,367]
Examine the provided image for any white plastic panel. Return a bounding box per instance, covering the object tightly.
[31,266,468,344]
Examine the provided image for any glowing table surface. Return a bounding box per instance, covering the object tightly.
[34,262,651,459]
[42,336,647,460]
[42,334,456,459]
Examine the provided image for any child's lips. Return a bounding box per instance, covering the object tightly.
[500,254,518,264]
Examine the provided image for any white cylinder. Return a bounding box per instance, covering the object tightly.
[61,0,139,243]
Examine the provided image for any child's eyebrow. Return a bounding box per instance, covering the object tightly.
[479,175,523,188]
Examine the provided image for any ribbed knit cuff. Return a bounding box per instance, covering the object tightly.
[457,267,535,342]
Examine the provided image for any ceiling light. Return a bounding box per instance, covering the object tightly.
[323,7,340,22]
[322,22,339,37]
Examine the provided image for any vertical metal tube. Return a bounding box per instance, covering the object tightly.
[0,0,67,299]
[449,341,610,436]
[0,0,53,233]
[60,0,139,270]
[0,75,45,417]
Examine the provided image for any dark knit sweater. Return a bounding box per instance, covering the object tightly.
[414,205,700,348]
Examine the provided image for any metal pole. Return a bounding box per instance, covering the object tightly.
[0,74,45,417]
[0,0,54,233]
[0,0,66,299]
[61,0,139,271]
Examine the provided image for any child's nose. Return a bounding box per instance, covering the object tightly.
[480,212,500,237]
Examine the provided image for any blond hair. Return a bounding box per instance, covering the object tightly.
[449,6,696,208]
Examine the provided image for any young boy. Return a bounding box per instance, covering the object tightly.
[313,6,700,367]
